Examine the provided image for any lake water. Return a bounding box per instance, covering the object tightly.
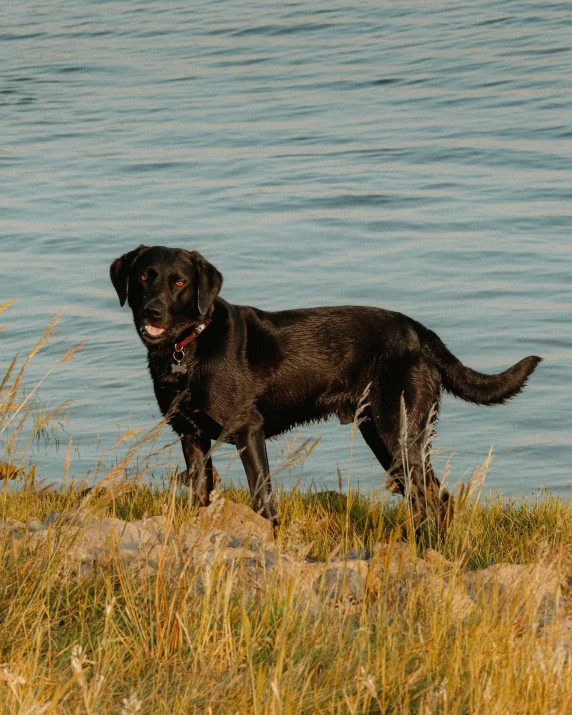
[1,0,571,496]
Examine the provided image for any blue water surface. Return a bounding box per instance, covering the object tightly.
[1,0,571,495]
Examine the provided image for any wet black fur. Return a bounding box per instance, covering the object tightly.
[110,245,541,535]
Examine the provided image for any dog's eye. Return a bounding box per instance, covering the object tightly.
[140,274,148,282]
[175,280,185,288]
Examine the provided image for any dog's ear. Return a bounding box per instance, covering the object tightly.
[189,252,223,316]
[109,245,149,306]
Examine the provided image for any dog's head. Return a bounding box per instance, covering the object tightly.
[110,245,223,347]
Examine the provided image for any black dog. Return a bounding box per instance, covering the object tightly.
[110,245,540,535]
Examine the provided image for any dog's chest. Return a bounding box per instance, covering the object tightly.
[150,364,224,439]
[149,357,198,407]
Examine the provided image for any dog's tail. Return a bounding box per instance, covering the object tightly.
[419,325,541,406]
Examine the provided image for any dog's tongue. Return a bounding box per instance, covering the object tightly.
[145,325,166,337]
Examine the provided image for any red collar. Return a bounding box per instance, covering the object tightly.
[174,305,214,352]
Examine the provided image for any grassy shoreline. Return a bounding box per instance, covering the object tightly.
[2,483,572,714]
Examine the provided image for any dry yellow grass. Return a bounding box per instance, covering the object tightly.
[2,483,572,714]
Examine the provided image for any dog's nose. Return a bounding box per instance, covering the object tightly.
[143,299,165,321]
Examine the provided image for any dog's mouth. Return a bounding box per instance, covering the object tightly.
[140,323,169,343]
[139,319,198,345]
[145,324,166,338]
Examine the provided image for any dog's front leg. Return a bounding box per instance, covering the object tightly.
[180,434,214,507]
[234,420,278,528]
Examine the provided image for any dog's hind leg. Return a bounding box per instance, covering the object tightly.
[403,400,454,539]
[359,405,429,532]
[388,413,454,540]
[359,416,406,496]
[361,391,453,540]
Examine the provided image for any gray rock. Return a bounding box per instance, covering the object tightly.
[315,566,366,603]
[7,498,572,633]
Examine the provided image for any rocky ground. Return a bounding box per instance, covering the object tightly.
[2,496,572,646]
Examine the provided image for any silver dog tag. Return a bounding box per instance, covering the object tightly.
[171,348,186,374]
